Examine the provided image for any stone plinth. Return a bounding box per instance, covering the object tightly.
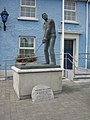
[12,64,62,99]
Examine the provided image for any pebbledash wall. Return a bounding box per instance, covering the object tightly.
[0,0,89,69]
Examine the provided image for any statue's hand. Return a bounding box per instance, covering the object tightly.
[42,39,46,44]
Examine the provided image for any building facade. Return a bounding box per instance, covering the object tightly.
[0,0,90,69]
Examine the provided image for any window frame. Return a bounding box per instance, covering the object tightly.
[19,36,35,57]
[64,0,77,22]
[18,0,38,21]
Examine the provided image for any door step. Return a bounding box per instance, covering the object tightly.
[65,69,90,84]
[73,69,90,84]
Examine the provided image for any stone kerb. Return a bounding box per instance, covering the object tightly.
[32,84,54,103]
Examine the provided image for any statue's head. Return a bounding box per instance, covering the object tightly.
[42,13,48,21]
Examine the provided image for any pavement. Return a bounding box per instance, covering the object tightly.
[0,78,90,120]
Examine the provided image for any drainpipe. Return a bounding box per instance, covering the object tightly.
[61,0,65,76]
[85,0,89,68]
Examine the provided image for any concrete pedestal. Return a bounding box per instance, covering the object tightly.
[12,64,62,99]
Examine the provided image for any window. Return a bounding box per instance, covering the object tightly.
[64,0,76,21]
[20,0,36,18]
[19,36,35,57]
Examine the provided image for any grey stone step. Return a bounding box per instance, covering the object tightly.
[65,68,90,82]
[74,75,90,78]
[0,76,13,80]
[75,73,90,75]
[74,73,90,83]
[74,79,90,84]
[0,77,5,80]
[73,77,90,80]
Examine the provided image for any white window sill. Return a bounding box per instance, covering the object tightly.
[58,29,82,34]
[17,17,39,21]
[61,20,79,25]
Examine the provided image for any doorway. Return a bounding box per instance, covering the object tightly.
[64,40,73,69]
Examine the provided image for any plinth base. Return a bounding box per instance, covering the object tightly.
[12,64,62,99]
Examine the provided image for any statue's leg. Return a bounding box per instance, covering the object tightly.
[44,40,50,64]
[49,36,56,65]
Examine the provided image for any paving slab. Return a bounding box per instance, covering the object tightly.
[0,78,90,120]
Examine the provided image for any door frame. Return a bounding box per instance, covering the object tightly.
[60,33,79,69]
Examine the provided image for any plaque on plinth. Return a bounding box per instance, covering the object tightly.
[32,84,54,103]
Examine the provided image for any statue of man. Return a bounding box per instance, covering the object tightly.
[42,13,56,65]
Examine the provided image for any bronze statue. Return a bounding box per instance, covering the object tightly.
[42,13,56,65]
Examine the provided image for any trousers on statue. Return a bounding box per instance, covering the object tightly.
[44,36,56,65]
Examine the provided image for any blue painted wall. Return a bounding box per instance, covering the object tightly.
[0,0,89,69]
[87,3,90,68]
[77,1,86,68]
